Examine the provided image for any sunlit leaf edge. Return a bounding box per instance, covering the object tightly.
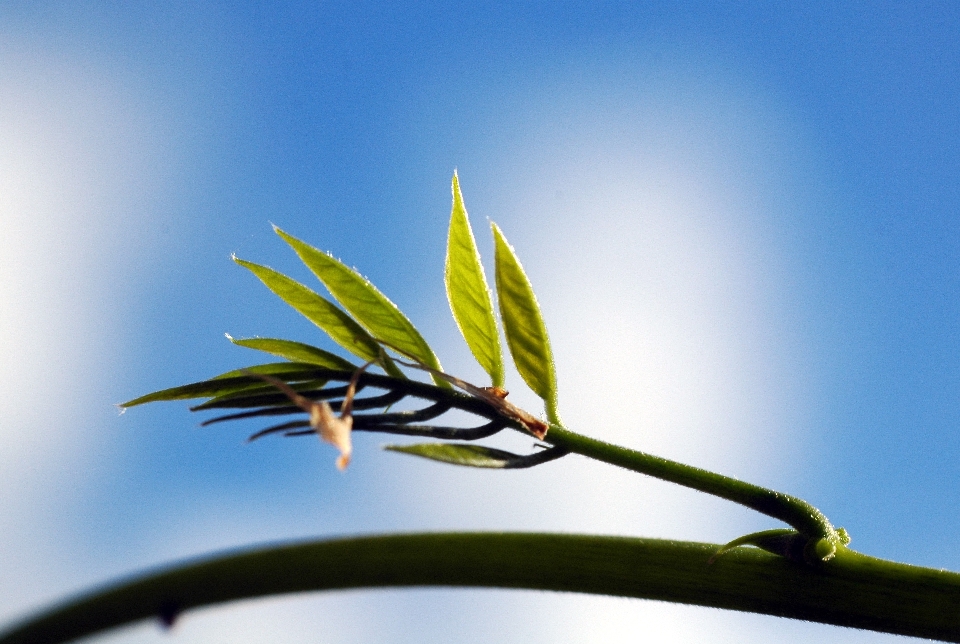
[445,172,504,387]
[490,222,559,423]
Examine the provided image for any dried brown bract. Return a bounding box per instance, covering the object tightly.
[240,363,372,470]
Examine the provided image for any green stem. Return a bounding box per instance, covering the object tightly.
[179,369,841,545]
[546,426,838,542]
[377,374,839,542]
[2,533,959,644]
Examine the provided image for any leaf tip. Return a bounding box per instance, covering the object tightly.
[490,220,507,245]
[273,225,297,246]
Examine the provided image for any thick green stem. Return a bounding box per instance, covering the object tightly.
[3,533,960,644]
[546,426,838,541]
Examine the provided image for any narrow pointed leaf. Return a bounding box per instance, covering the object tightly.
[213,362,333,379]
[491,222,559,422]
[229,336,357,370]
[445,172,504,387]
[385,443,568,469]
[121,362,322,407]
[273,227,449,388]
[121,379,255,407]
[384,443,520,468]
[234,257,382,363]
[192,379,328,410]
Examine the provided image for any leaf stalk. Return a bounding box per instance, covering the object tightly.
[544,426,840,545]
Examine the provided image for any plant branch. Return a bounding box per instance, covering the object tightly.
[2,533,959,644]
[190,369,841,548]
[545,427,840,544]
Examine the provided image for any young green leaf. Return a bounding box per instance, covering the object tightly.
[229,336,357,370]
[273,227,449,388]
[491,222,560,424]
[233,257,382,363]
[213,362,334,379]
[445,172,504,387]
[384,443,568,469]
[121,377,256,407]
[384,443,524,469]
[120,362,321,407]
[191,379,329,411]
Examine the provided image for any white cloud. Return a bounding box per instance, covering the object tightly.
[0,36,180,620]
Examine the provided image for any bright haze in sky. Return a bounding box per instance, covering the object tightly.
[1,4,959,643]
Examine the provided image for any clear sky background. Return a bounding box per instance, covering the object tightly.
[2,3,959,643]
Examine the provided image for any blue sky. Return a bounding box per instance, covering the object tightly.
[2,3,959,642]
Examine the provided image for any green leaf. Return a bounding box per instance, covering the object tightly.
[385,443,568,469]
[233,257,383,363]
[121,362,322,407]
[274,227,449,388]
[444,172,504,387]
[213,362,332,379]
[190,379,329,411]
[384,443,521,468]
[491,222,559,423]
[121,378,254,407]
[229,336,357,370]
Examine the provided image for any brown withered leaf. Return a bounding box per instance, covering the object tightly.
[239,365,372,470]
[308,400,353,470]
